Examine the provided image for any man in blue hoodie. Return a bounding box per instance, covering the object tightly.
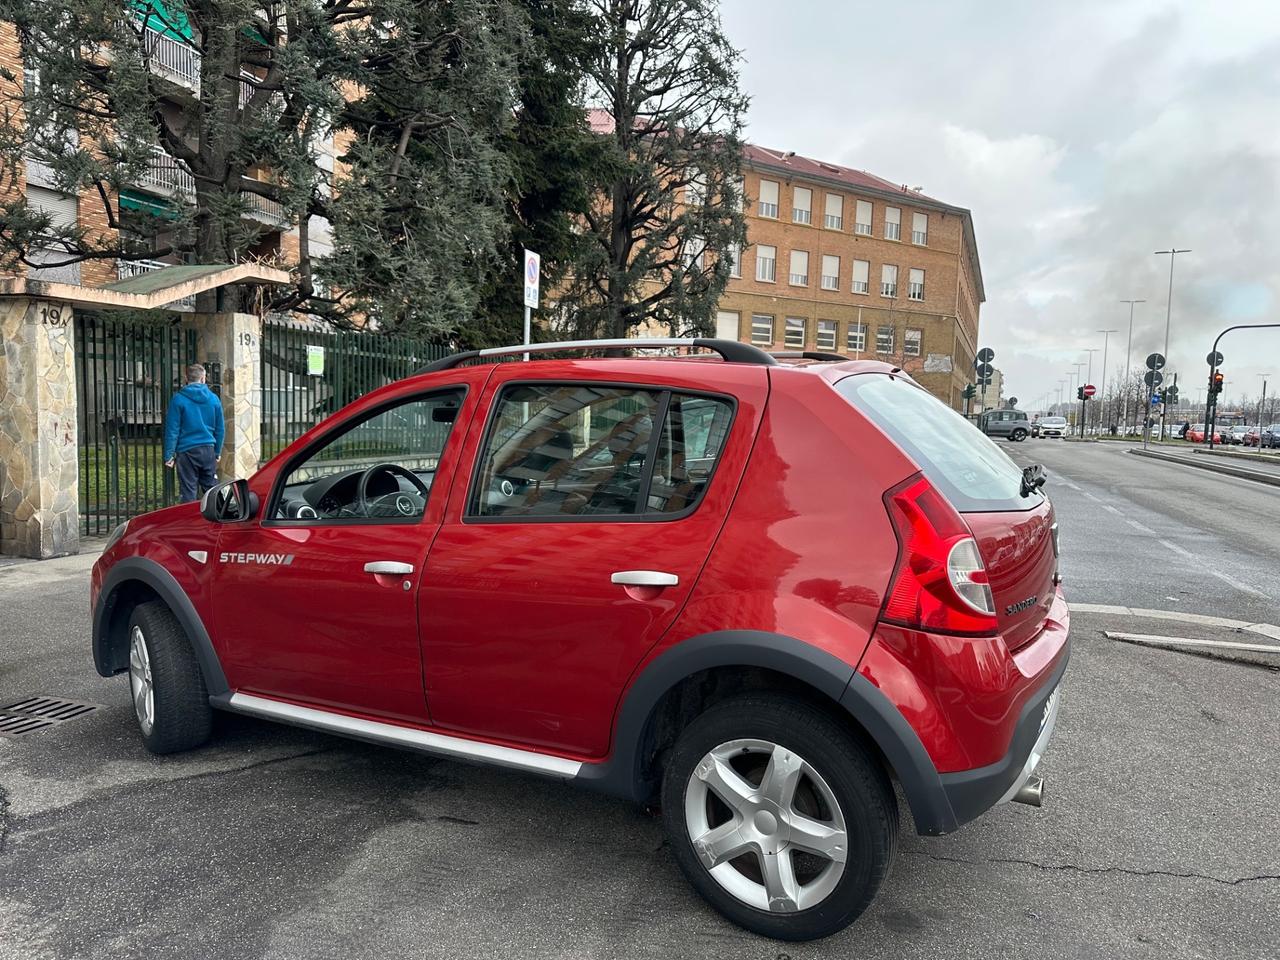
[163,364,225,503]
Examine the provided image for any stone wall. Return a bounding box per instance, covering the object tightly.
[0,298,80,558]
[190,312,262,482]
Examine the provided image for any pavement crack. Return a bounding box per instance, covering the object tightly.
[917,852,1280,886]
[0,782,9,858]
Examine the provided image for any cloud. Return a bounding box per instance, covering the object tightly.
[722,0,1280,408]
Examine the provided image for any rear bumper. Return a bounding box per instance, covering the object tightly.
[937,652,1066,827]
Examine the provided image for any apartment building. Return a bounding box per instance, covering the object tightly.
[713,145,984,410]
[0,9,334,299]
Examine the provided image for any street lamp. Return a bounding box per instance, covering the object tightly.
[1155,248,1190,438]
[1119,300,1146,435]
[1078,355,1097,436]
[1260,374,1272,442]
[1097,329,1117,416]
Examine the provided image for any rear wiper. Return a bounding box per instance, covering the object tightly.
[1020,464,1047,498]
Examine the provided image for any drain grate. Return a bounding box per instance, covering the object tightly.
[0,696,102,739]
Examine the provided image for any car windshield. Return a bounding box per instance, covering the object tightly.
[1043,417,1066,426]
[835,374,1041,512]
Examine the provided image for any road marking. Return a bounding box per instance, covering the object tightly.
[1157,538,1195,559]
[1070,603,1280,640]
[1105,632,1280,655]
[1125,519,1153,533]
[1207,569,1272,600]
[1082,491,1101,502]
[1102,504,1123,515]
[1059,480,1082,491]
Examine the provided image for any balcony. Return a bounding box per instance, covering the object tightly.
[117,258,195,310]
[142,25,200,94]
[133,148,195,198]
[241,186,288,226]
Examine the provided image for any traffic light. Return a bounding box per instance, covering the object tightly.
[1076,386,1085,400]
[1210,371,1224,396]
[963,384,976,400]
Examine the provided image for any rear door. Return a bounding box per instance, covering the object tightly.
[418,362,767,758]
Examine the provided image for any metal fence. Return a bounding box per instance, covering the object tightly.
[259,319,449,462]
[75,314,203,535]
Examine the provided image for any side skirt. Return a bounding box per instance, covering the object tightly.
[216,692,583,779]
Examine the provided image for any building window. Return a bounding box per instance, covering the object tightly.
[758,179,779,219]
[876,325,894,354]
[727,242,741,278]
[908,268,925,301]
[904,328,922,356]
[821,254,839,290]
[792,186,812,224]
[912,212,928,245]
[881,263,898,298]
[817,320,836,351]
[683,235,704,270]
[686,173,706,206]
[884,206,901,241]
[785,317,805,349]
[847,321,867,353]
[789,250,809,286]
[756,244,776,282]
[823,194,843,230]
[851,259,870,294]
[751,314,774,345]
[855,200,872,235]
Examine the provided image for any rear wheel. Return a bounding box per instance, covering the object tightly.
[661,696,897,941]
[1010,428,1028,442]
[127,601,213,754]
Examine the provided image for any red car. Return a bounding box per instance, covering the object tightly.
[1185,423,1225,443]
[91,338,1068,941]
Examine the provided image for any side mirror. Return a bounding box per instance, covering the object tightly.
[200,478,259,523]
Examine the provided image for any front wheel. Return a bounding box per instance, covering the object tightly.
[127,601,213,754]
[1010,428,1028,442]
[661,696,897,941]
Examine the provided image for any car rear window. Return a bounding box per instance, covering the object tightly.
[835,374,1043,512]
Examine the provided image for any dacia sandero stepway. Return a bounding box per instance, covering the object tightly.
[92,338,1068,941]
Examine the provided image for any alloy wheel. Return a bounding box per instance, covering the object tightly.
[684,738,848,913]
[128,625,155,735]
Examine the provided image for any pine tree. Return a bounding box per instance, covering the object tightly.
[564,0,748,340]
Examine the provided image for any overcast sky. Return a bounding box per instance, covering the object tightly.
[720,0,1280,411]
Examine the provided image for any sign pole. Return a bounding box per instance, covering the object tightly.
[522,249,541,362]
[523,305,531,362]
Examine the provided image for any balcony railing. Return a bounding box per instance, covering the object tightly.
[142,25,200,93]
[884,222,901,240]
[881,282,897,298]
[851,279,869,294]
[792,208,811,224]
[758,201,778,218]
[823,214,842,230]
[117,258,195,309]
[855,222,872,236]
[912,230,928,245]
[789,273,808,286]
[241,188,288,225]
[134,148,195,197]
[821,275,839,290]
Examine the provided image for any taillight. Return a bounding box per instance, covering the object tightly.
[881,474,998,636]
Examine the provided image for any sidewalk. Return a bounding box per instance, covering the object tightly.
[1128,446,1280,487]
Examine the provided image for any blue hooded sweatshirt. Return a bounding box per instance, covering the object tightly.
[163,383,224,461]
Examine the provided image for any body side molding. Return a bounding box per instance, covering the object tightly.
[218,693,582,778]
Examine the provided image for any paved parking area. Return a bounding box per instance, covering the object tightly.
[1,547,1276,960]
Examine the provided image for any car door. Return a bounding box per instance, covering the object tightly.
[212,373,486,723]
[418,361,768,758]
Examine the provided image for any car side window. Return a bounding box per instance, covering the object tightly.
[469,383,734,520]
[272,389,465,522]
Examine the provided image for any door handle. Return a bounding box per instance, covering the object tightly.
[364,561,414,576]
[611,570,679,587]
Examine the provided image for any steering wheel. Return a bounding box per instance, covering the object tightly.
[356,463,430,518]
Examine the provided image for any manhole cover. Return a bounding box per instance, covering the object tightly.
[0,696,102,739]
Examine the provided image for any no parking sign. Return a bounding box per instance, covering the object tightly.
[523,249,540,309]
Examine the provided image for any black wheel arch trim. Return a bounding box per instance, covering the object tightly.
[578,628,1069,837]
[93,556,229,697]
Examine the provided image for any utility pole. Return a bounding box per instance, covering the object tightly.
[1260,374,1271,445]
[1154,248,1190,439]
[1120,300,1145,436]
[1097,329,1117,431]
[1081,350,1098,437]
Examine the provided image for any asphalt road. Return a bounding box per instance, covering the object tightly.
[2,445,1278,959]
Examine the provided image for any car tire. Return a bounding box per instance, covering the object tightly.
[1010,428,1028,442]
[126,601,213,755]
[661,695,897,942]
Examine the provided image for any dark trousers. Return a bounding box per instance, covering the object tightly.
[177,445,218,503]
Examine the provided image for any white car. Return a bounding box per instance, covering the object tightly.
[1039,416,1068,438]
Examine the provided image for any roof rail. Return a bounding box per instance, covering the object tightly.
[415,337,777,374]
[769,351,849,363]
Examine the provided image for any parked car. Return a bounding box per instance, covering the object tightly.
[1185,423,1226,444]
[1260,424,1280,449]
[978,408,1032,441]
[1226,425,1251,445]
[90,339,1068,942]
[1038,416,1068,439]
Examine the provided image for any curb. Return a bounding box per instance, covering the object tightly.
[1127,448,1280,487]
[1192,447,1280,465]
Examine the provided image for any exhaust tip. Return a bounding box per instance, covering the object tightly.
[1012,776,1044,807]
